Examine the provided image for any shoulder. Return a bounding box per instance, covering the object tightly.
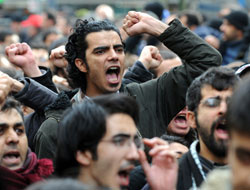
[200,168,231,190]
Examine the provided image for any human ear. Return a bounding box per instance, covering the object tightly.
[76,150,93,166]
[75,58,87,73]
[186,111,197,129]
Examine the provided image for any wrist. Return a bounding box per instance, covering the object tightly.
[23,65,42,77]
[148,19,169,37]
[12,80,24,93]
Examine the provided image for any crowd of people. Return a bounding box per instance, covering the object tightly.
[0,1,250,190]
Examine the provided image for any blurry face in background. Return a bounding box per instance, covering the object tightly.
[167,107,189,136]
[229,131,250,190]
[220,20,241,41]
[32,48,50,68]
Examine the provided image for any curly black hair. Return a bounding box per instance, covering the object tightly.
[65,18,122,93]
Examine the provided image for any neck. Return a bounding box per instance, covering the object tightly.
[78,168,99,187]
[199,139,227,164]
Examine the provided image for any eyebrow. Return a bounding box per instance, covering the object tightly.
[112,134,131,138]
[236,148,250,155]
[93,44,124,52]
[14,122,24,128]
[0,123,8,128]
[0,122,24,128]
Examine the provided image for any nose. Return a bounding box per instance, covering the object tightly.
[219,100,227,115]
[108,48,118,62]
[126,142,139,160]
[220,24,225,32]
[6,129,19,145]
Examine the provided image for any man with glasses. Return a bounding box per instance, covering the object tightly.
[176,66,240,190]
[55,93,178,190]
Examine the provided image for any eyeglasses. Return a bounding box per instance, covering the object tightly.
[101,135,144,150]
[200,96,231,108]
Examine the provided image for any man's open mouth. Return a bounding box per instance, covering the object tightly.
[214,119,228,140]
[106,66,120,84]
[117,165,134,187]
[174,114,187,128]
[3,151,21,165]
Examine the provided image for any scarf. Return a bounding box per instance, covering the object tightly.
[0,149,53,190]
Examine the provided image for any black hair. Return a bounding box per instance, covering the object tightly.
[45,11,57,25]
[56,101,107,177]
[65,18,122,93]
[180,11,200,27]
[42,28,60,44]
[56,93,139,177]
[1,97,24,120]
[186,66,240,112]
[227,76,250,134]
[161,134,189,147]
[92,93,139,125]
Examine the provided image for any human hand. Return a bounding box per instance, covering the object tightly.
[52,75,69,88]
[0,71,24,105]
[205,35,220,49]
[139,137,178,190]
[49,45,68,68]
[5,43,42,77]
[123,11,169,37]
[138,46,163,70]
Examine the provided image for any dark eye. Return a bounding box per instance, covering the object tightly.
[112,137,128,146]
[0,127,4,135]
[15,128,24,135]
[204,98,221,107]
[236,149,250,165]
[115,47,124,53]
[95,50,105,55]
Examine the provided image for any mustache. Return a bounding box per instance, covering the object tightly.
[211,116,227,132]
[119,160,137,170]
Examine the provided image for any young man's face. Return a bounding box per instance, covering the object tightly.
[0,109,28,170]
[88,113,139,189]
[220,20,241,41]
[84,30,125,96]
[229,131,250,190]
[194,85,233,159]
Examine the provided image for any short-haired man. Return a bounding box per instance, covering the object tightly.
[208,10,249,66]
[177,66,240,190]
[0,98,53,190]
[200,76,250,190]
[220,10,249,65]
[56,94,178,190]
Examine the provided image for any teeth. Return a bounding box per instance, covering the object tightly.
[109,67,118,70]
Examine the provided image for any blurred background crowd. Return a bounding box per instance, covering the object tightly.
[0,0,249,93]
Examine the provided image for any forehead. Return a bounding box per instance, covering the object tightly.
[104,113,137,138]
[223,20,237,29]
[200,85,233,100]
[0,109,23,125]
[85,30,122,50]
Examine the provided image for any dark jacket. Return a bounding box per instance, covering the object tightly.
[34,19,221,162]
[14,68,58,150]
[34,90,76,162]
[124,19,221,139]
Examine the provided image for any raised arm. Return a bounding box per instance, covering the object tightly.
[5,43,42,77]
[123,11,222,139]
[123,45,162,85]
